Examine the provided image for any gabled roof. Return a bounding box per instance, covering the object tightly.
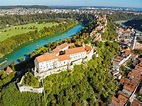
[132,99,142,106]
[118,90,130,98]
[66,47,85,55]
[53,43,75,54]
[120,77,130,84]
[5,66,13,74]
[85,45,92,54]
[117,94,128,106]
[119,27,125,31]
[135,65,142,71]
[36,53,56,63]
[123,82,136,93]
[112,95,128,106]
[128,70,142,81]
[57,43,68,50]
[112,96,120,106]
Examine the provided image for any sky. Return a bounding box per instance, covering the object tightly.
[1,0,142,8]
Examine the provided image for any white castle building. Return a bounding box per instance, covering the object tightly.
[34,43,94,78]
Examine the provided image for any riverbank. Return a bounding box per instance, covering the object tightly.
[0,20,78,59]
[0,25,82,69]
[115,20,128,25]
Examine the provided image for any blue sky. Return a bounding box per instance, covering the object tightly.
[1,0,142,8]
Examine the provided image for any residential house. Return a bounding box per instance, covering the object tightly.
[131,99,142,106]
[5,66,13,75]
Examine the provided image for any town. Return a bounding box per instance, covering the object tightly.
[0,6,142,16]
[0,5,142,106]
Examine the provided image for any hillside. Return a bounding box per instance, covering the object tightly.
[125,18,142,31]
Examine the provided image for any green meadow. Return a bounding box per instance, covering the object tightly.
[0,22,59,42]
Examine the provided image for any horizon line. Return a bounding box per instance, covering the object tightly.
[0,5,142,9]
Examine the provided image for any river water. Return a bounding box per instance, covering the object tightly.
[0,25,82,69]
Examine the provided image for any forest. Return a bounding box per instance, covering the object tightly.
[0,82,45,106]
[0,13,95,29]
[21,72,41,88]
[0,16,120,106]
[0,19,77,57]
[102,18,117,40]
[125,17,142,31]
[0,71,16,89]
[0,41,119,106]
[109,12,139,21]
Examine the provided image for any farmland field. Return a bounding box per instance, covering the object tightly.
[0,22,59,42]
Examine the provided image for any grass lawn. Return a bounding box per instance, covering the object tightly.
[0,22,59,42]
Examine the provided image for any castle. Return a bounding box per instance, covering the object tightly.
[34,43,94,79]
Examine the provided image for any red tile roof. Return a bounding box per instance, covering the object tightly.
[85,45,92,54]
[117,94,128,106]
[124,48,131,55]
[135,65,142,71]
[113,61,120,65]
[114,56,124,61]
[53,48,60,54]
[118,91,130,98]
[57,43,68,50]
[123,82,136,93]
[112,95,128,106]
[112,96,120,106]
[58,55,70,61]
[128,70,142,81]
[132,99,142,106]
[66,47,85,55]
[35,44,93,63]
[120,77,130,84]
[5,66,13,74]
[53,43,75,54]
[36,53,56,62]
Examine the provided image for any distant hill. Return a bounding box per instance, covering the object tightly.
[125,18,142,31]
[0,5,49,9]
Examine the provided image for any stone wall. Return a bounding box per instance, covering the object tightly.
[17,75,44,93]
[17,84,44,93]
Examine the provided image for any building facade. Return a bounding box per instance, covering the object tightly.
[34,43,94,78]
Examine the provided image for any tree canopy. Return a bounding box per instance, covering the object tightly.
[21,72,41,88]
